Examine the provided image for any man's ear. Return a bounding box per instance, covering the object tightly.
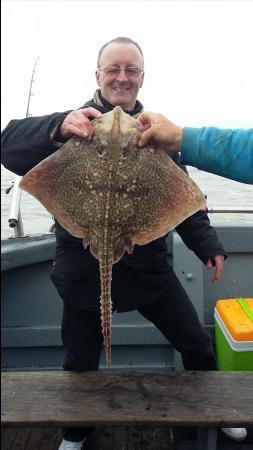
[139,72,145,88]
[95,70,101,86]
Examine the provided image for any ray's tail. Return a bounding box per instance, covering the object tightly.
[99,246,114,365]
[98,163,115,365]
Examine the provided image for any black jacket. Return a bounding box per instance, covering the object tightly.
[1,105,226,312]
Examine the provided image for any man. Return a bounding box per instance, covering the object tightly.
[137,112,253,184]
[1,37,245,449]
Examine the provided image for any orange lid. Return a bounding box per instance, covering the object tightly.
[215,298,253,341]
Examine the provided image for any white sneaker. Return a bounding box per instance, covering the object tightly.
[58,438,84,450]
[221,427,247,441]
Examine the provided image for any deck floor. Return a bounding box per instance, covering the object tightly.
[1,427,253,450]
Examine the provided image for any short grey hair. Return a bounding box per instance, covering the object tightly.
[97,36,144,68]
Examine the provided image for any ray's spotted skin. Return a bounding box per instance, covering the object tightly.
[20,106,206,364]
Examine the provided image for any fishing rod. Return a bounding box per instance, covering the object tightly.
[6,57,40,236]
[26,56,40,118]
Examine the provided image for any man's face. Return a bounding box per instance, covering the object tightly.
[96,43,144,111]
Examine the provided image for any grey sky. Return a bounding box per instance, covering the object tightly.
[2,0,253,129]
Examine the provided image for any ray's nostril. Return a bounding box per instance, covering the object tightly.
[97,145,106,156]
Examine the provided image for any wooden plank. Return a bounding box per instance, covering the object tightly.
[1,426,253,450]
[11,428,31,449]
[1,370,253,427]
[141,427,173,450]
[113,427,129,450]
[85,428,102,450]
[53,428,63,450]
[127,426,142,450]
[98,426,114,450]
[1,427,18,450]
[36,427,60,450]
[24,428,47,450]
[0,427,60,450]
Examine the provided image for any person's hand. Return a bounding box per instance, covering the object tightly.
[59,107,102,140]
[206,255,225,281]
[137,111,183,151]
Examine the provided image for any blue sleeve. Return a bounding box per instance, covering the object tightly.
[181,127,253,184]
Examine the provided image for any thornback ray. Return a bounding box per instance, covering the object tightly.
[19,106,206,365]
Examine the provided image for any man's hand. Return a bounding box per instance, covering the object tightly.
[206,255,225,281]
[137,111,183,151]
[59,107,102,140]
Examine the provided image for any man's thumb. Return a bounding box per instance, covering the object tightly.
[138,129,153,147]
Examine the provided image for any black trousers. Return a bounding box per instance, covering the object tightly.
[61,271,217,442]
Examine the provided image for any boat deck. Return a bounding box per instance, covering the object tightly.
[2,426,253,450]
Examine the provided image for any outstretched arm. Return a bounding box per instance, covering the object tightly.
[137,111,253,184]
[181,127,253,184]
[1,107,102,176]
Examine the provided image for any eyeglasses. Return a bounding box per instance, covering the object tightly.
[97,67,144,78]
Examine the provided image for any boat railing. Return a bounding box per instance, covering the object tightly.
[6,175,24,237]
[5,174,55,237]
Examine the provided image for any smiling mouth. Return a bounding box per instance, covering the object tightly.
[113,87,130,92]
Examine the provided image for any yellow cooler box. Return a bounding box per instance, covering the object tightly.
[214,298,253,371]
